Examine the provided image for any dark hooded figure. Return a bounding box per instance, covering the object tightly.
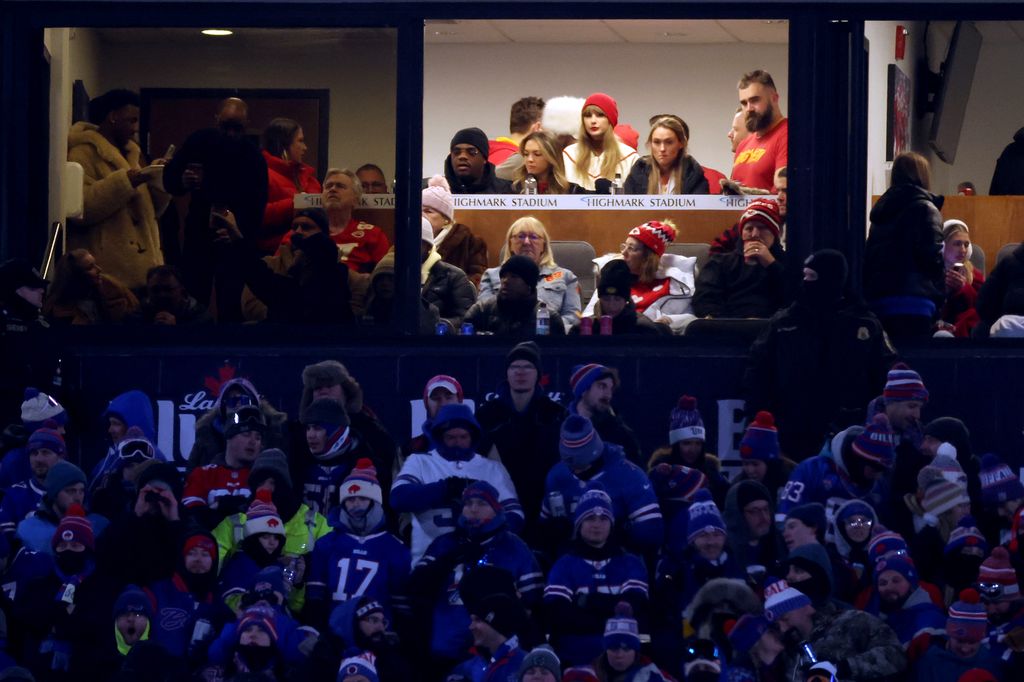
[745,249,896,461]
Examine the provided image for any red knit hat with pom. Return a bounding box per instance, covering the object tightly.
[52,503,94,552]
[628,220,676,257]
[739,411,780,462]
[947,589,988,642]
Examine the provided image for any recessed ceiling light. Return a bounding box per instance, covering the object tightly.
[201,29,233,37]
[662,32,688,37]
[432,31,458,36]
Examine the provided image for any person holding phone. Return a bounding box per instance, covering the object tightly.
[258,118,321,253]
[939,219,984,337]
[67,89,170,290]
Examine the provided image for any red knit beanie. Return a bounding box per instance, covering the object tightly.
[583,93,619,128]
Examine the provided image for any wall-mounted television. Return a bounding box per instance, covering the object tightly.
[929,21,982,164]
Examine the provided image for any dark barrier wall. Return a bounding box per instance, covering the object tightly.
[56,337,1024,476]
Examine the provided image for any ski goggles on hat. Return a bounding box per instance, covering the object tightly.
[223,393,257,410]
[117,437,155,464]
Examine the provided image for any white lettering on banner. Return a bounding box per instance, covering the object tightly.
[294,193,322,209]
[179,390,216,412]
[156,400,197,465]
[717,398,747,481]
[352,194,774,211]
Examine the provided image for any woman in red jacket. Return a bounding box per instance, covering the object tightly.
[259,117,321,252]
[939,219,985,337]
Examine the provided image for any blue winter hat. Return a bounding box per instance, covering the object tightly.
[603,602,640,651]
[739,411,779,462]
[43,460,86,506]
[980,453,1024,509]
[338,654,379,682]
[560,415,604,469]
[726,613,770,653]
[249,565,287,601]
[113,584,155,620]
[686,489,726,543]
[573,485,615,537]
[430,403,482,444]
[569,363,618,401]
[945,515,988,557]
[27,426,66,456]
[763,578,812,622]
[874,555,919,590]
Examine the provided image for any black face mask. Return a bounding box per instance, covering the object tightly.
[945,554,984,594]
[56,550,89,576]
[236,644,277,671]
[789,577,829,608]
[687,671,720,682]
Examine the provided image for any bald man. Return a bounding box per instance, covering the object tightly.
[163,98,268,308]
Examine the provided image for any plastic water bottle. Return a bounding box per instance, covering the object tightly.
[535,302,550,336]
[579,317,593,336]
[523,174,538,195]
[610,173,624,195]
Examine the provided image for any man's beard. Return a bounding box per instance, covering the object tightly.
[746,102,775,133]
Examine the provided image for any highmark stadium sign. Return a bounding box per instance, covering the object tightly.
[294,193,773,211]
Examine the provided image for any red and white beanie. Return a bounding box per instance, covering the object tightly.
[339,458,383,505]
[244,489,286,538]
[978,547,1020,603]
[739,198,782,238]
[627,221,676,257]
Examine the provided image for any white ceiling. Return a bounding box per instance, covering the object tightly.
[90,20,1024,49]
[424,19,790,45]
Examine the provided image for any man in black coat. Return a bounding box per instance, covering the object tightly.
[566,363,643,467]
[476,341,566,538]
[990,127,1024,196]
[162,97,267,306]
[694,198,788,319]
[744,250,896,461]
[420,219,476,331]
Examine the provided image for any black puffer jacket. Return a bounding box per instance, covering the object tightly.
[975,242,1024,337]
[462,298,566,337]
[422,259,476,328]
[623,156,710,195]
[863,184,945,306]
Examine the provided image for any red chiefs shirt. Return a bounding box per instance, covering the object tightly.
[183,463,251,509]
[281,217,390,274]
[731,118,788,191]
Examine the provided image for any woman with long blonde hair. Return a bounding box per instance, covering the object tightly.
[512,131,581,194]
[624,115,709,195]
[562,93,638,191]
[476,216,581,329]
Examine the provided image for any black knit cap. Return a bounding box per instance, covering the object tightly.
[499,255,540,291]
[506,341,542,373]
[450,127,489,157]
[598,259,632,298]
[293,207,329,234]
[136,461,184,501]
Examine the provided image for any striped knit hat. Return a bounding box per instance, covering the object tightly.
[244,489,285,538]
[569,363,618,400]
[868,528,909,564]
[739,198,782,238]
[27,427,66,456]
[945,515,987,557]
[850,413,897,469]
[464,480,504,516]
[573,486,614,537]
[603,602,640,651]
[238,604,279,644]
[763,578,812,622]
[559,415,604,469]
[627,221,676,257]
[686,489,726,543]
[979,453,1024,509]
[339,458,383,505]
[921,478,970,519]
[669,395,705,444]
[946,589,988,642]
[977,547,1020,603]
[739,411,779,462]
[883,363,929,403]
[726,614,770,653]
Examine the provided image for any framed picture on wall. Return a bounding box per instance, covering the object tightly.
[886,64,910,162]
[139,88,330,180]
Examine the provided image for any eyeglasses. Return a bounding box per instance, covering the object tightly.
[224,393,257,410]
[513,232,543,242]
[844,517,874,528]
[620,243,644,254]
[977,582,1005,600]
